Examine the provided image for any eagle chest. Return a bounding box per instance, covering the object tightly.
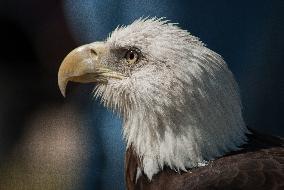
[125,146,284,190]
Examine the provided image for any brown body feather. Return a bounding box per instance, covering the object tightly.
[126,130,284,190]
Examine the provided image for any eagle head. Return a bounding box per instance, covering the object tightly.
[58,18,248,180]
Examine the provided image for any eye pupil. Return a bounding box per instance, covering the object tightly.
[129,52,135,60]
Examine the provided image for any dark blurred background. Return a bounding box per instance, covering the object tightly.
[0,0,283,189]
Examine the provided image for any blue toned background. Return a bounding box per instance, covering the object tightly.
[0,0,283,189]
[64,1,284,188]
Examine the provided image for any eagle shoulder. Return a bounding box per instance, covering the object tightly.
[125,131,284,190]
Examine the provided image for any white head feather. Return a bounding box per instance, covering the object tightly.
[94,18,248,180]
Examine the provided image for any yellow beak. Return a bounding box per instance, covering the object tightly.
[58,42,124,97]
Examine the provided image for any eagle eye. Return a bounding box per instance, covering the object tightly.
[124,49,139,65]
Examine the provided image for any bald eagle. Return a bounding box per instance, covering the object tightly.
[58,18,284,190]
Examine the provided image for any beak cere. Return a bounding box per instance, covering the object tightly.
[58,42,123,97]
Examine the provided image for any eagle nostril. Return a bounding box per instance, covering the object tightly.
[90,49,100,61]
[90,49,98,56]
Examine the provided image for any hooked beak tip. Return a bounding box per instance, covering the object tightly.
[58,79,67,98]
